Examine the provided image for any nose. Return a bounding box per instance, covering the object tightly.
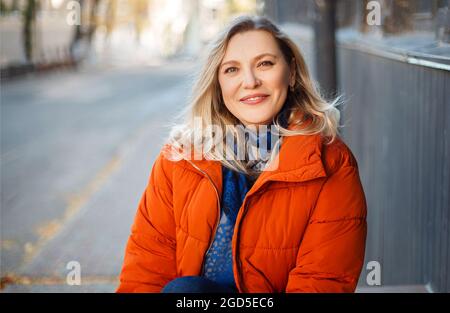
[242,68,261,89]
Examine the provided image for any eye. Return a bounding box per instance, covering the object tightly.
[224,67,238,74]
[259,60,274,67]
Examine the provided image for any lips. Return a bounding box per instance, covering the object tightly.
[239,93,270,105]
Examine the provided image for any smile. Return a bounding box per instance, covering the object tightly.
[239,95,269,105]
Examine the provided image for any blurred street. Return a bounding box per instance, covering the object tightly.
[1,0,449,293]
[1,60,194,292]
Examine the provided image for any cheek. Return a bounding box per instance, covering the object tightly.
[219,78,238,102]
[268,69,290,90]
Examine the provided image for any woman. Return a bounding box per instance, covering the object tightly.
[116,16,367,293]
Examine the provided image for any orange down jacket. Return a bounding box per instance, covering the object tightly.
[116,132,367,293]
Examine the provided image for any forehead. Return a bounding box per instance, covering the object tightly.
[222,30,282,61]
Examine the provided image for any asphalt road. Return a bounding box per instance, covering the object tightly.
[1,60,195,292]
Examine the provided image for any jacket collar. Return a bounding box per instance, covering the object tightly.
[177,129,328,197]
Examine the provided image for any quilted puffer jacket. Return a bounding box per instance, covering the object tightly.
[116,131,367,293]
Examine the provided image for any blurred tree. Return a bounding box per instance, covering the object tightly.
[88,0,101,42]
[0,0,7,13]
[71,0,84,48]
[0,0,20,13]
[69,0,99,62]
[383,0,414,34]
[23,0,38,62]
[104,0,116,39]
[132,0,150,43]
[11,0,18,10]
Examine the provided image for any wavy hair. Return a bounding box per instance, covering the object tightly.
[166,15,341,175]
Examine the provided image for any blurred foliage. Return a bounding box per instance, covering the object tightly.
[23,0,39,61]
[382,0,415,34]
[0,0,7,13]
[0,0,19,14]
[0,0,40,61]
[228,0,256,14]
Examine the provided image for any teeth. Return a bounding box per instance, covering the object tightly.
[245,97,263,101]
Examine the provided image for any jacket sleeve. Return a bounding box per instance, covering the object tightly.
[285,157,367,292]
[116,154,177,292]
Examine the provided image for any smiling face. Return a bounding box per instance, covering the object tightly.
[218,30,295,126]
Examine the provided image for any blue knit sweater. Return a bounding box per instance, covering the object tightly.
[202,109,289,289]
[202,166,254,290]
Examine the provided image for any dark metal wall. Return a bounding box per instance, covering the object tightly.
[338,43,450,292]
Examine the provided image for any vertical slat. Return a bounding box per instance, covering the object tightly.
[334,46,449,289]
[445,72,450,292]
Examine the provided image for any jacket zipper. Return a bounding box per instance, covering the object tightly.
[184,160,222,276]
[185,159,268,292]
[233,187,267,293]
[233,200,249,293]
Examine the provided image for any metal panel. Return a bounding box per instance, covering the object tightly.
[337,44,450,291]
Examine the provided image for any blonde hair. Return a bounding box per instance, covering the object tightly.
[166,15,341,175]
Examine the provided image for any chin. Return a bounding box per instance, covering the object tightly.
[241,117,273,126]
[239,107,282,126]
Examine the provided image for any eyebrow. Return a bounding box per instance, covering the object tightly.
[220,53,278,69]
